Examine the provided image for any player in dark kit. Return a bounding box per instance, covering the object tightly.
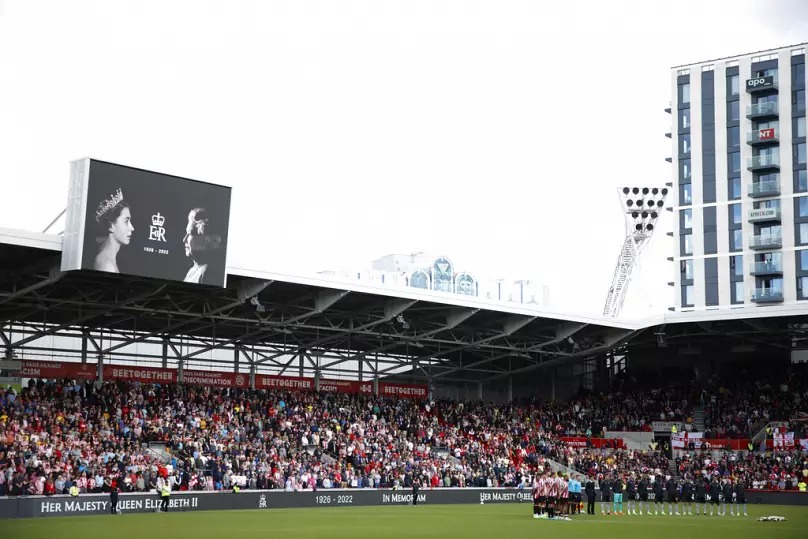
[626,475,637,515]
[666,476,679,516]
[721,479,733,516]
[695,477,707,515]
[681,477,693,515]
[708,478,721,516]
[653,477,665,515]
[599,476,612,516]
[412,477,420,506]
[734,480,748,517]
[638,476,650,515]
[585,476,596,515]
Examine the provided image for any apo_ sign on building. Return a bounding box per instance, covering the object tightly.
[15,360,428,399]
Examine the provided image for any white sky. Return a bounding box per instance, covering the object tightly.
[1,0,807,319]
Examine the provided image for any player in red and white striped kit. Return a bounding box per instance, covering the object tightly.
[558,472,570,516]
[532,475,542,519]
[546,471,559,519]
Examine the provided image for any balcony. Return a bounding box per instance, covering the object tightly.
[747,153,780,171]
[747,101,779,120]
[749,234,783,250]
[747,128,779,146]
[750,261,783,276]
[751,289,784,303]
[748,179,780,198]
[748,207,781,223]
[746,75,778,94]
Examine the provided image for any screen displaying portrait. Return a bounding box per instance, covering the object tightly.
[62,159,232,287]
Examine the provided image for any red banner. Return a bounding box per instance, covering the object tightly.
[19,360,428,398]
[378,382,428,399]
[20,360,97,380]
[254,374,313,391]
[104,365,176,384]
[318,378,365,394]
[560,437,625,449]
[182,370,249,388]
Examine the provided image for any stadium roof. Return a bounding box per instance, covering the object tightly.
[2,226,808,386]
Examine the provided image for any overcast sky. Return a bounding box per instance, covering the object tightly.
[1,0,807,319]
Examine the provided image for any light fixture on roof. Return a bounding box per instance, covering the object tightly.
[603,186,669,318]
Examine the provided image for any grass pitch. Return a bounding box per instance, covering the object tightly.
[3,503,807,539]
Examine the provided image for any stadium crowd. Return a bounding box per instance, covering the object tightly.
[702,363,808,439]
[675,450,808,490]
[0,368,805,497]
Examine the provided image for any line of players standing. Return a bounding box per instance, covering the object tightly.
[532,471,748,519]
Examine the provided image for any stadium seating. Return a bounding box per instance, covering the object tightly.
[0,368,805,497]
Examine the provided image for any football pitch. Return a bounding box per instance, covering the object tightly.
[3,504,807,539]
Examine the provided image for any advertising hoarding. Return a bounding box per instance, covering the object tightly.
[61,159,231,287]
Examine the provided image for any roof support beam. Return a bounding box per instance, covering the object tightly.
[101,279,272,354]
[11,285,168,348]
[377,315,536,377]
[253,299,416,366]
[0,266,62,308]
[314,290,350,313]
[483,329,639,383]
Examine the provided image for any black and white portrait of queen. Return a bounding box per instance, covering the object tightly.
[182,208,222,284]
[93,188,133,273]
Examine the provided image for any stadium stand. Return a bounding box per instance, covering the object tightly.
[1,366,805,497]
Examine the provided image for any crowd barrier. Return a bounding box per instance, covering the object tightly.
[0,488,805,519]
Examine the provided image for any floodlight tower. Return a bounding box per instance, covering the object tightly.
[602,186,669,318]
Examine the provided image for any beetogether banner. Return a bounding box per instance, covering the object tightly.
[1,488,805,519]
[17,360,428,399]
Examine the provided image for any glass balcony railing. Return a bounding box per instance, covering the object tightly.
[749,234,783,250]
[747,153,780,170]
[748,179,780,197]
[747,101,779,118]
[751,289,784,303]
[750,261,783,275]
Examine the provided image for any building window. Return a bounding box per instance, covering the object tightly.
[796,117,806,139]
[797,170,808,192]
[731,229,743,251]
[680,108,690,130]
[681,183,692,205]
[680,159,691,181]
[730,255,743,277]
[795,90,806,113]
[681,208,692,229]
[728,101,740,122]
[799,277,808,300]
[682,234,693,256]
[728,152,740,173]
[733,281,744,303]
[754,199,780,210]
[730,203,742,224]
[728,74,739,96]
[681,259,694,280]
[800,250,808,271]
[794,63,806,84]
[680,83,690,104]
[800,223,808,245]
[797,143,807,165]
[680,134,691,155]
[727,127,740,148]
[683,284,694,307]
[729,177,741,200]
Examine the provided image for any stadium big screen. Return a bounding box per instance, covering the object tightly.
[61,159,232,287]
